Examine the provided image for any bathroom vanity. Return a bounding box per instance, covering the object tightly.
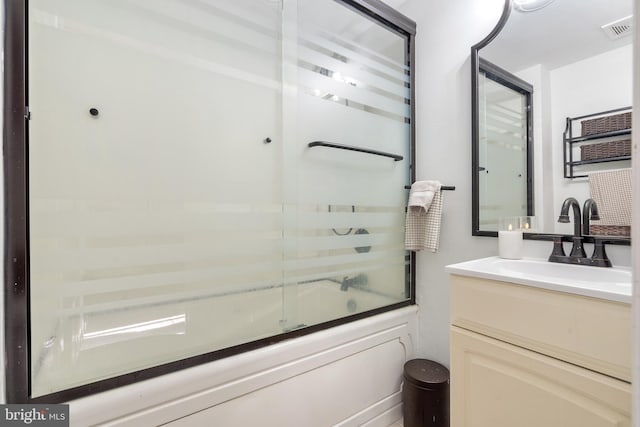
[446,257,632,427]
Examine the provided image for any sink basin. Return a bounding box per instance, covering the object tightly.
[445,257,632,303]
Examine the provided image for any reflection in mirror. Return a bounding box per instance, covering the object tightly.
[472,0,632,244]
[478,60,533,231]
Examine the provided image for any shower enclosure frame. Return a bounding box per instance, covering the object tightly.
[2,0,417,403]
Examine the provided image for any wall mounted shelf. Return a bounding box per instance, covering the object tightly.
[563,107,632,179]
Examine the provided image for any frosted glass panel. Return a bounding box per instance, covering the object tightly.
[281,0,411,330]
[25,0,412,398]
[478,71,528,231]
[28,0,284,396]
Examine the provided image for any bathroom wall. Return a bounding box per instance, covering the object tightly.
[399,0,634,368]
[397,0,505,366]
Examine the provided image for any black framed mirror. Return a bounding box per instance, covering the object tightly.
[471,0,632,245]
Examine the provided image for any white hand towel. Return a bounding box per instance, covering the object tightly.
[407,180,440,210]
[405,180,443,252]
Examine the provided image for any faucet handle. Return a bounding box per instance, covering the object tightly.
[551,236,565,256]
[548,235,566,263]
[569,236,587,259]
[590,238,612,267]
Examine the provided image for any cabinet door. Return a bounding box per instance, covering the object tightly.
[451,326,631,427]
[450,275,632,382]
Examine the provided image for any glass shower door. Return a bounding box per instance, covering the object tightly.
[282,0,412,329]
[28,0,285,397]
[478,70,529,231]
[21,0,414,401]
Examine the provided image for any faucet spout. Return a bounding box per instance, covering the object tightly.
[558,197,582,237]
[340,274,368,291]
[582,199,600,236]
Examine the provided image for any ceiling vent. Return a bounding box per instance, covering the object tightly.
[601,15,633,40]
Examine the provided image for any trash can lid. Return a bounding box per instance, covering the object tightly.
[403,359,450,389]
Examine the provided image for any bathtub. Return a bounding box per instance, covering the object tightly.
[65,299,417,426]
[33,279,407,403]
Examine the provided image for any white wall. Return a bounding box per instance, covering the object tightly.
[398,0,505,366]
[550,44,633,234]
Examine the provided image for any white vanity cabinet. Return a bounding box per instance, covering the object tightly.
[449,274,632,427]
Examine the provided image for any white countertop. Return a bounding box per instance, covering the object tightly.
[445,256,632,304]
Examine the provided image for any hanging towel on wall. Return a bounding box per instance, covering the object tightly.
[589,168,632,226]
[405,180,443,252]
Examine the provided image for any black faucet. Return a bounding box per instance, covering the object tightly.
[549,197,611,267]
[582,198,600,236]
[557,197,586,258]
[340,274,368,291]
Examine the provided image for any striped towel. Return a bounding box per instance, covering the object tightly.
[589,168,632,226]
[405,181,443,252]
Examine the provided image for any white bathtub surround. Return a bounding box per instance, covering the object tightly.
[68,306,416,426]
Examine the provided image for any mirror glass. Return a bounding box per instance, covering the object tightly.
[478,60,533,231]
[473,0,633,240]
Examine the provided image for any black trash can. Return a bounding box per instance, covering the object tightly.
[402,359,450,427]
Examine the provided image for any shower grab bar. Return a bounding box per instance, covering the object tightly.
[404,185,456,191]
[308,141,403,161]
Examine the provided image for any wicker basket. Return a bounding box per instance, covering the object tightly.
[581,112,631,136]
[589,225,631,237]
[580,139,631,161]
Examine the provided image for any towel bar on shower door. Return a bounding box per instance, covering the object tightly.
[404,185,456,191]
[308,141,403,161]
